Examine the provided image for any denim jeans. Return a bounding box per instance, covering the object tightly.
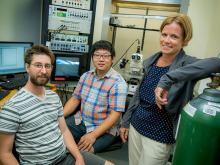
[65,114,116,153]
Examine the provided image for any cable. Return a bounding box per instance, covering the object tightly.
[48,25,67,41]
[113,39,140,68]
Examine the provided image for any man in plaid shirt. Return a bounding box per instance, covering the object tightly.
[64,40,128,153]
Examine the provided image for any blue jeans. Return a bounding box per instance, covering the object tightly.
[65,114,116,153]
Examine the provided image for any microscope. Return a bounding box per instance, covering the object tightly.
[120,45,143,95]
[127,46,143,95]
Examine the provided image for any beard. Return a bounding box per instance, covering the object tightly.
[30,74,50,86]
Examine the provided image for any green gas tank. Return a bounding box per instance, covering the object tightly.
[172,87,220,165]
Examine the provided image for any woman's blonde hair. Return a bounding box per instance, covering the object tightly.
[160,13,193,46]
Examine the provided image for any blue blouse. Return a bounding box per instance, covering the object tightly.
[131,64,175,144]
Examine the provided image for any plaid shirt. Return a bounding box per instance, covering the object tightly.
[73,68,127,134]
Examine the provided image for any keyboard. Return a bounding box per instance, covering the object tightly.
[0,77,28,90]
[0,90,10,100]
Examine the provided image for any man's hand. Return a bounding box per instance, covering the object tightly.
[119,127,129,143]
[78,133,96,152]
[155,87,168,109]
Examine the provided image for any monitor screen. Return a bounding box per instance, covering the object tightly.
[52,55,81,81]
[0,42,33,76]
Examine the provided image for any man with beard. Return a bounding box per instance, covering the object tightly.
[0,45,111,165]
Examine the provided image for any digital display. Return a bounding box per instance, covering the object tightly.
[0,42,33,75]
[54,56,80,81]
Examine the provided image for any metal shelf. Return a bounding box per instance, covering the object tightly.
[109,23,160,32]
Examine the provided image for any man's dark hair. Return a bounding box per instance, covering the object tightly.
[24,45,55,65]
[90,40,115,58]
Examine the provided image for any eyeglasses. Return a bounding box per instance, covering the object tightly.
[93,54,111,60]
[31,63,53,70]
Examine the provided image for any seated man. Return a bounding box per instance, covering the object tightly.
[64,40,128,153]
[0,45,112,165]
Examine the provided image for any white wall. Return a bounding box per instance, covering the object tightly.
[185,0,220,94]
[93,0,112,43]
[185,0,220,58]
[0,0,42,44]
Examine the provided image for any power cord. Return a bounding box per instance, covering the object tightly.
[113,39,140,68]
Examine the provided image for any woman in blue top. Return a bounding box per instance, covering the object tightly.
[119,13,220,165]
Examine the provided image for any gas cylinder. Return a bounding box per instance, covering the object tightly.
[172,73,220,165]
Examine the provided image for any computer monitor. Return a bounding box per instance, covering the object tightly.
[52,52,83,81]
[0,42,33,76]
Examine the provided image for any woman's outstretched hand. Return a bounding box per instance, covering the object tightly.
[155,87,168,109]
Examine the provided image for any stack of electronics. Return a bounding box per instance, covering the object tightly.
[41,0,96,82]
